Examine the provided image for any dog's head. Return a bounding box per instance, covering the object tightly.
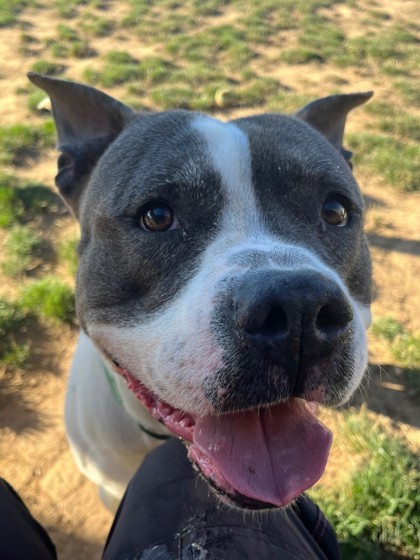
[29,73,372,509]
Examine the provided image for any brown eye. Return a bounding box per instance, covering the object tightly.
[141,205,174,232]
[321,200,348,227]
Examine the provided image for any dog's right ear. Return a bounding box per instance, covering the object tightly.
[28,73,134,218]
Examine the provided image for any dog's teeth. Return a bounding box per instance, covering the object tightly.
[180,417,193,428]
[157,404,172,416]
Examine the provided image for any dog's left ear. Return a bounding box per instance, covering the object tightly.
[294,92,373,167]
[28,72,134,218]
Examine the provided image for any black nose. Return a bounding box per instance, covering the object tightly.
[232,269,353,360]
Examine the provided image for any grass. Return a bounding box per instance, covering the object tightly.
[0,175,23,227]
[80,15,115,37]
[0,298,29,370]
[58,236,79,275]
[394,80,420,106]
[348,133,419,193]
[310,409,420,560]
[0,175,61,228]
[1,224,43,277]
[19,276,75,325]
[47,24,94,59]
[0,0,37,27]
[372,317,420,369]
[30,59,66,76]
[364,103,420,142]
[0,121,55,166]
[27,90,48,113]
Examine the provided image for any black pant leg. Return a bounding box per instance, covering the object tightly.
[0,479,57,560]
[104,438,340,560]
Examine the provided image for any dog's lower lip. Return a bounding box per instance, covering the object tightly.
[113,364,196,441]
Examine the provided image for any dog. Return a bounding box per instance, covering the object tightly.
[28,72,372,511]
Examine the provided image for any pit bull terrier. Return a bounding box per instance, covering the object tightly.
[28,72,372,511]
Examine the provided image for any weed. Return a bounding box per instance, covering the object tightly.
[0,298,29,369]
[392,334,420,370]
[235,78,281,107]
[310,409,420,559]
[0,121,55,166]
[80,16,114,37]
[150,86,195,110]
[394,80,420,106]
[19,276,75,324]
[365,103,420,141]
[58,236,79,276]
[280,48,324,64]
[1,225,43,277]
[1,343,30,369]
[0,0,36,27]
[27,90,47,113]
[371,317,405,342]
[30,60,66,76]
[299,14,346,59]
[0,175,23,227]
[55,0,88,19]
[348,133,419,192]
[372,317,420,369]
[166,25,254,68]
[0,175,61,228]
[333,25,418,70]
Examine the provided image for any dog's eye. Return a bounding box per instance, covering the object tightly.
[321,199,348,227]
[140,204,176,232]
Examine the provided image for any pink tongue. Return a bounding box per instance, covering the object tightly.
[192,399,332,507]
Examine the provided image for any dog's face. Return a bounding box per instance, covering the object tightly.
[29,73,372,509]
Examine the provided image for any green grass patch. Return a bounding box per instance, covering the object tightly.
[371,317,405,342]
[19,276,75,324]
[0,175,61,228]
[348,133,419,192]
[280,47,323,65]
[84,53,175,88]
[1,225,43,277]
[166,25,254,68]
[310,409,419,559]
[394,80,420,106]
[54,0,89,19]
[365,103,419,142]
[48,24,94,59]
[27,90,48,113]
[299,14,346,59]
[333,25,418,71]
[372,317,420,369]
[80,15,115,37]
[0,121,55,166]
[58,236,79,275]
[0,298,29,369]
[30,59,66,76]
[0,175,23,227]
[0,0,37,27]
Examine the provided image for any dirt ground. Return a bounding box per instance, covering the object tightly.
[0,2,419,559]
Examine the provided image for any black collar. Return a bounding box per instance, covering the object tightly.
[138,423,172,440]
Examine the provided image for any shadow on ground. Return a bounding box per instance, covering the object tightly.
[349,363,420,428]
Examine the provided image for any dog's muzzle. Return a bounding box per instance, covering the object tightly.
[209,269,354,411]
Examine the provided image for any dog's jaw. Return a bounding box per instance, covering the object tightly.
[111,361,332,509]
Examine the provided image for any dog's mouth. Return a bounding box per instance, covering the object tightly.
[116,365,332,509]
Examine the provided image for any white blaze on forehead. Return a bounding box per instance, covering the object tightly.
[192,116,260,229]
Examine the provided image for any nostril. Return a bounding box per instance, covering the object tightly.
[316,301,353,336]
[246,305,288,337]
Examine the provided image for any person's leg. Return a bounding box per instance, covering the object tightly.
[104,438,340,560]
[0,479,57,560]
